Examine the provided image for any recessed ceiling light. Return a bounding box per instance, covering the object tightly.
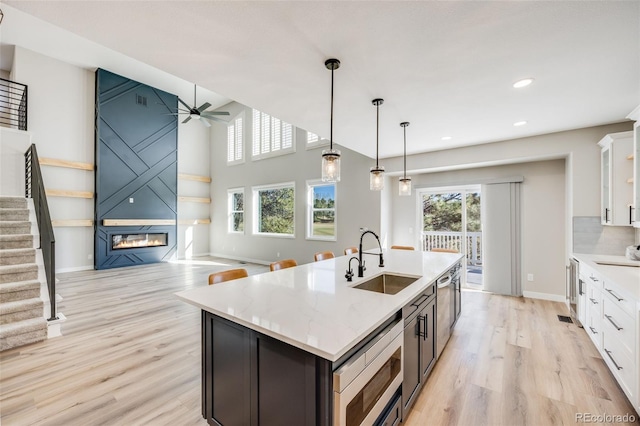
[513,121,527,126]
[441,136,452,141]
[513,78,534,88]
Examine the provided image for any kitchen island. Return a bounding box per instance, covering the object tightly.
[176,249,463,425]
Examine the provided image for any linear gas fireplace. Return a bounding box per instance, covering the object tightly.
[111,233,168,250]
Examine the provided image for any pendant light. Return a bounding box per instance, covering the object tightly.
[399,122,412,196]
[370,98,385,191]
[322,58,341,182]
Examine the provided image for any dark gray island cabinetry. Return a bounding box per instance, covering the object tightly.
[202,312,332,425]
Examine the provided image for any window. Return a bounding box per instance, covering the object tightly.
[253,182,295,237]
[252,109,295,159]
[306,131,329,149]
[228,188,244,233]
[307,181,336,240]
[227,112,244,164]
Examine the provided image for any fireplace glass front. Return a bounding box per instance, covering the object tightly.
[111,233,168,250]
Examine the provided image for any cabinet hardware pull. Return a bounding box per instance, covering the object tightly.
[417,315,427,339]
[411,294,429,307]
[604,349,623,370]
[604,314,623,331]
[589,326,598,334]
[604,208,610,223]
[579,279,584,295]
[605,288,623,302]
[589,276,599,282]
[630,206,634,224]
[589,298,598,305]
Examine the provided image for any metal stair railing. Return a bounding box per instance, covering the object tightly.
[24,144,57,321]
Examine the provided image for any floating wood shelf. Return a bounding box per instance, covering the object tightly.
[46,189,94,199]
[628,178,634,184]
[178,173,212,183]
[102,219,177,226]
[178,218,211,225]
[52,219,94,227]
[627,154,634,160]
[40,157,94,171]
[178,196,211,204]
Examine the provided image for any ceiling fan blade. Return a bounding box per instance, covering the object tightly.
[197,102,212,112]
[178,107,191,113]
[200,114,229,123]
[201,119,211,128]
[182,116,192,124]
[202,111,230,116]
[178,97,192,110]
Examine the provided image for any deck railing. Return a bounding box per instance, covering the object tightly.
[421,231,482,266]
[0,78,28,131]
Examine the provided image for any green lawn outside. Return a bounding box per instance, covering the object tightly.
[313,222,335,236]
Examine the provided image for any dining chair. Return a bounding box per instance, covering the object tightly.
[390,245,415,250]
[208,268,249,285]
[270,259,298,271]
[344,247,358,256]
[314,251,335,262]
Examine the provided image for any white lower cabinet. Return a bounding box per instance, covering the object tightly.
[576,256,639,415]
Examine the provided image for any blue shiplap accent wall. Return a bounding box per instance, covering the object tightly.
[95,69,178,269]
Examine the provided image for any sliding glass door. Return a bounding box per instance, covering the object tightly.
[418,187,482,288]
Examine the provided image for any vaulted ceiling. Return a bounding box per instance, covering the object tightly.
[4,1,640,159]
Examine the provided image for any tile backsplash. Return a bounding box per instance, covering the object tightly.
[573,216,636,255]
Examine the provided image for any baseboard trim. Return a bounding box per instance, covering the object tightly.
[56,265,93,273]
[208,252,271,266]
[523,291,565,303]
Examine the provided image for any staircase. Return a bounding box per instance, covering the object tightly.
[0,196,48,351]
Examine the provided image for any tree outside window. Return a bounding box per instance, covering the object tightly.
[253,183,295,236]
[228,189,244,233]
[307,182,336,240]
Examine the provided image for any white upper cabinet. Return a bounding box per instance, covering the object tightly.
[598,131,634,226]
[627,105,640,227]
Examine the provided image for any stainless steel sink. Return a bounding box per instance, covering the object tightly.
[352,274,419,295]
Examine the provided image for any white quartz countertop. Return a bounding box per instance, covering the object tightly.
[176,250,462,362]
[572,253,640,300]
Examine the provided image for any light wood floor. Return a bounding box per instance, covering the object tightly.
[1,259,638,425]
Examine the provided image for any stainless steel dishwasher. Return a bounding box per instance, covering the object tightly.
[436,269,452,359]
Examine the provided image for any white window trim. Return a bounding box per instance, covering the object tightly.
[227,187,245,234]
[227,111,245,165]
[305,131,330,150]
[306,179,337,241]
[252,181,296,238]
[251,109,296,161]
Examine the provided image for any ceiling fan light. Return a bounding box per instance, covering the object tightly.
[370,166,385,191]
[322,149,341,182]
[399,177,412,196]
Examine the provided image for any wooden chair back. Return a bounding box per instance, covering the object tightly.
[270,259,298,271]
[314,251,335,262]
[208,268,248,285]
[344,247,358,256]
[430,248,459,253]
[390,245,415,250]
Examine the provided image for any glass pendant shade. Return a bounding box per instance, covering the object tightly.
[370,166,385,191]
[322,149,341,182]
[399,177,412,196]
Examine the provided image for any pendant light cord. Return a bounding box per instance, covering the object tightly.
[376,103,379,168]
[330,68,334,151]
[403,125,407,179]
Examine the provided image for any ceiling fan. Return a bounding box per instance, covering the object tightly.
[174,85,230,127]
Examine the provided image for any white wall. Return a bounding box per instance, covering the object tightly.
[209,102,381,265]
[0,128,32,196]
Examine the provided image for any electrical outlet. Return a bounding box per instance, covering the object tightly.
[277,252,280,258]
[129,198,134,203]
[527,273,534,281]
